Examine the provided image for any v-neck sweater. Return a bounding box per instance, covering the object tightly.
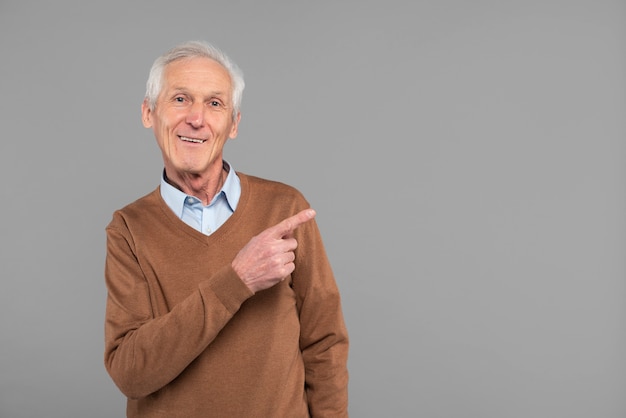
[104,172,349,417]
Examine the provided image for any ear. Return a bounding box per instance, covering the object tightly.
[229,112,241,139]
[141,99,153,128]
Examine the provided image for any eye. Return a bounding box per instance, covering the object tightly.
[175,96,186,103]
[209,100,221,107]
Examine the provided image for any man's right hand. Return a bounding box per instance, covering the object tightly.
[232,209,316,293]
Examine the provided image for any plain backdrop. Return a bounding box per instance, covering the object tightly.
[1,1,625,417]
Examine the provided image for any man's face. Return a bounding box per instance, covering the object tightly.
[142,57,240,179]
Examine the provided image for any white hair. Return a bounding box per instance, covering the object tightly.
[144,40,245,120]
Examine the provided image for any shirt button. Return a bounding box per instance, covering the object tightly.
[186,197,195,204]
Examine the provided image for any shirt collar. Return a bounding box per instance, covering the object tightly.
[160,161,241,218]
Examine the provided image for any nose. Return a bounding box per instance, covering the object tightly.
[186,102,205,128]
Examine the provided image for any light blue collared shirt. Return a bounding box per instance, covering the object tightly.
[160,162,241,235]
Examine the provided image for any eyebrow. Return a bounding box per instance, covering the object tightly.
[170,87,228,99]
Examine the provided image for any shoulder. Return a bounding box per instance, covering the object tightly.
[237,172,312,219]
[239,172,308,203]
[107,188,162,229]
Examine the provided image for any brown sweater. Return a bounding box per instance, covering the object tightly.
[104,173,349,417]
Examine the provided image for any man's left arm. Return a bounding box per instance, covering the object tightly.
[293,216,349,417]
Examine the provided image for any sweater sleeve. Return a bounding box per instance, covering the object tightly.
[103,222,253,399]
[294,217,350,417]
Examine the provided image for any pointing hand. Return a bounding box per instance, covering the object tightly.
[232,209,316,293]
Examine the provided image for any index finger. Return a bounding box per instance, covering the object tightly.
[268,208,316,238]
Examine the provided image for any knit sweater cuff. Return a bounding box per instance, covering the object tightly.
[201,265,254,314]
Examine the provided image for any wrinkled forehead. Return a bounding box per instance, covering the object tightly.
[162,57,232,96]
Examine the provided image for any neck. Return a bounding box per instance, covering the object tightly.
[165,162,229,205]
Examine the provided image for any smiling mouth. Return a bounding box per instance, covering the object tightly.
[179,136,206,144]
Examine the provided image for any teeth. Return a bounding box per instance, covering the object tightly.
[180,136,205,143]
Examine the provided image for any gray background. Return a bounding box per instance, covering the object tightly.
[1,1,624,417]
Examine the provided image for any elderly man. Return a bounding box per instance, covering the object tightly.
[104,41,349,417]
